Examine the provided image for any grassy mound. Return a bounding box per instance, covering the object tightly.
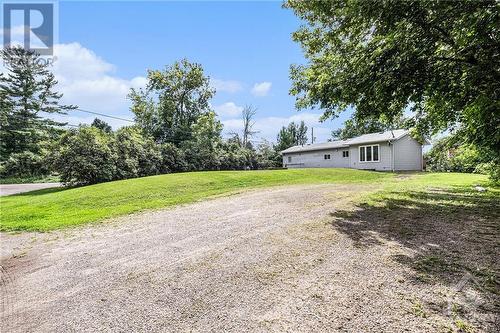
[0,168,392,231]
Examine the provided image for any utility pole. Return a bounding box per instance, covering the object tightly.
[311,127,314,144]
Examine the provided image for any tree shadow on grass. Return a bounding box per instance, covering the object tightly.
[328,185,499,324]
[9,186,68,197]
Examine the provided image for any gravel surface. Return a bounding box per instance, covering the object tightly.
[0,183,61,196]
[0,184,494,332]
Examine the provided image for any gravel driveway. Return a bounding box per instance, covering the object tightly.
[0,183,61,196]
[0,184,489,332]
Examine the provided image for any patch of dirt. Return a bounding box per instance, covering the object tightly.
[1,183,497,332]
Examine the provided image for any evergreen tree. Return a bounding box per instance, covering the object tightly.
[275,121,308,152]
[0,47,76,160]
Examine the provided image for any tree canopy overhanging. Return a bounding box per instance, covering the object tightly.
[285,0,499,154]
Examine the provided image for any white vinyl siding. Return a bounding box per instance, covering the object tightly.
[282,135,423,171]
[393,135,423,171]
[283,149,349,168]
[350,143,392,171]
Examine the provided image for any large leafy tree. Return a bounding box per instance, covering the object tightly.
[0,47,76,160]
[286,0,499,155]
[129,59,215,145]
[183,111,223,170]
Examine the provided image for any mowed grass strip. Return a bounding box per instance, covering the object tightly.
[0,168,392,231]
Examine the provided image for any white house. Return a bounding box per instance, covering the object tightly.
[281,129,428,171]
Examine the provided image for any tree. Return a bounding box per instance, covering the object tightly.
[241,105,259,148]
[52,126,116,186]
[182,111,223,170]
[332,115,408,140]
[0,47,76,160]
[129,59,215,145]
[113,127,162,179]
[91,118,112,133]
[286,0,499,164]
[255,140,281,169]
[275,121,308,152]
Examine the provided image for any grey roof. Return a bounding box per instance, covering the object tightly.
[346,129,407,145]
[281,129,409,154]
[281,140,350,154]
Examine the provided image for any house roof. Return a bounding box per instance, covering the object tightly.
[281,140,350,154]
[281,129,411,154]
[346,129,408,145]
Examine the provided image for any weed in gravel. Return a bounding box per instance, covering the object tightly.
[454,318,475,333]
[410,298,428,318]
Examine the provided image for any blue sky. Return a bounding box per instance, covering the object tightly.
[3,1,354,142]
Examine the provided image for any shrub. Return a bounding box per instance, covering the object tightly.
[159,143,188,173]
[52,127,116,186]
[114,127,162,179]
[0,151,49,178]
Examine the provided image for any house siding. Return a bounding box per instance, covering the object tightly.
[349,142,393,171]
[283,148,350,168]
[393,135,423,171]
[281,133,424,171]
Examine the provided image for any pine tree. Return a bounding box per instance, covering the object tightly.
[0,47,76,160]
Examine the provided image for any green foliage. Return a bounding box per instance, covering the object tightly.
[182,111,223,170]
[158,142,188,173]
[255,140,282,169]
[114,126,162,179]
[425,135,499,183]
[332,115,408,140]
[52,127,117,186]
[286,0,499,160]
[0,47,76,161]
[129,58,215,145]
[91,118,112,133]
[0,151,50,178]
[276,121,308,151]
[219,141,251,170]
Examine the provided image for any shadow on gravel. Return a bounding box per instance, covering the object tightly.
[328,185,499,327]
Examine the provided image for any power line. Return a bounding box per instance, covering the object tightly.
[73,108,135,123]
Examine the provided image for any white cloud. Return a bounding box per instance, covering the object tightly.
[0,25,25,38]
[213,102,243,118]
[251,81,272,97]
[222,112,333,143]
[1,25,47,49]
[0,42,146,128]
[211,78,243,93]
[49,43,146,123]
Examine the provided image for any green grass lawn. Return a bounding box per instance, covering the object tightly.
[0,168,394,232]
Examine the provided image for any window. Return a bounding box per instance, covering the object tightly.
[342,150,349,158]
[324,154,331,160]
[287,156,292,163]
[359,145,380,162]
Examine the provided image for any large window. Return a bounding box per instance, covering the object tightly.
[359,145,380,162]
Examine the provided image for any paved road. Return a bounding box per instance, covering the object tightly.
[0,183,61,196]
[0,184,482,332]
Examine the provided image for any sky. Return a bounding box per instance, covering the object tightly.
[2,0,354,143]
